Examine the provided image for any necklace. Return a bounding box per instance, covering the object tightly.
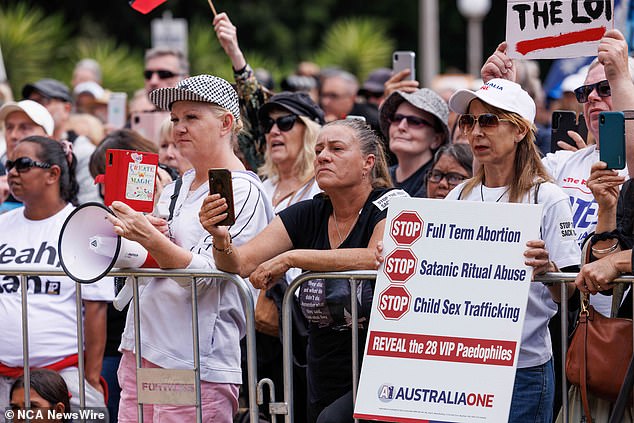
[332,208,361,247]
[480,183,509,203]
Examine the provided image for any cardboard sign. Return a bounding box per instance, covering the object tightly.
[104,149,158,213]
[354,197,542,423]
[506,0,613,59]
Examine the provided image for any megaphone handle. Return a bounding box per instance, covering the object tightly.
[113,278,133,311]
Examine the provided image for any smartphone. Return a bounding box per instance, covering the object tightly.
[599,111,626,170]
[131,110,170,143]
[392,51,416,81]
[107,92,128,129]
[550,110,588,153]
[208,169,235,226]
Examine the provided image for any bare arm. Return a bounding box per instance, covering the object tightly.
[213,12,247,72]
[199,192,294,276]
[249,220,386,288]
[107,201,193,268]
[83,300,107,393]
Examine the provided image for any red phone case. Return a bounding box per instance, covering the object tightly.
[104,149,159,212]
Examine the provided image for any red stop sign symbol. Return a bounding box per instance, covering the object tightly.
[378,285,411,320]
[383,248,417,283]
[390,211,423,245]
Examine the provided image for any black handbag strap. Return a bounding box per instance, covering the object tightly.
[609,353,634,423]
[168,177,183,221]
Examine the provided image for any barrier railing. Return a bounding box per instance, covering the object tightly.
[3,266,632,423]
[275,271,634,423]
[0,267,259,423]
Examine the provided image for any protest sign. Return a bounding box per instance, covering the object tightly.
[354,197,542,423]
[506,0,613,59]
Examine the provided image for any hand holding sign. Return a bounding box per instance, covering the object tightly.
[506,0,612,59]
[481,42,516,84]
[597,29,631,83]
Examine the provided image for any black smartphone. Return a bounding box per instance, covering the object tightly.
[208,168,236,226]
[550,110,588,153]
[599,111,626,170]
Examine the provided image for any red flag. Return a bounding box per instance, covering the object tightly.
[129,0,167,14]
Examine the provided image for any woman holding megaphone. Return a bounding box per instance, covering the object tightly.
[0,135,112,416]
[105,75,270,422]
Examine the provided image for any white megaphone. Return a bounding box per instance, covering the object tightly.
[58,202,158,307]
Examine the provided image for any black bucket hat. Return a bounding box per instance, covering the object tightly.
[258,91,325,125]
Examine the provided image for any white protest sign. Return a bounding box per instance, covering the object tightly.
[354,197,542,423]
[506,0,613,59]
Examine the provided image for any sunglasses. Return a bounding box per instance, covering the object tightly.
[143,69,183,80]
[388,113,433,128]
[427,170,467,186]
[6,157,51,173]
[458,113,513,132]
[261,114,298,134]
[573,79,611,103]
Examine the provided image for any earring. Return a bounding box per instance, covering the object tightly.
[362,171,367,179]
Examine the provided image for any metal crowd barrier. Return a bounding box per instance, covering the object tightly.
[0,267,259,423]
[273,271,634,423]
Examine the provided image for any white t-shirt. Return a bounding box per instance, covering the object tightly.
[0,204,113,367]
[119,169,270,384]
[542,145,628,315]
[446,182,580,367]
[72,135,101,205]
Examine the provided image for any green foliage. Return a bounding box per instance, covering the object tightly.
[0,3,144,98]
[0,3,68,97]
[188,18,232,80]
[312,17,394,82]
[188,18,289,90]
[64,39,145,95]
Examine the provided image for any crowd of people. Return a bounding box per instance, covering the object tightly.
[0,8,632,423]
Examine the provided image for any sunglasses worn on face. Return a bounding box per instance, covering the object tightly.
[427,170,467,186]
[6,157,51,173]
[458,113,512,132]
[388,113,433,128]
[262,114,298,134]
[143,69,182,80]
[573,79,611,103]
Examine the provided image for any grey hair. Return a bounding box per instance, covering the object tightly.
[587,56,634,83]
[144,47,190,75]
[73,58,102,83]
[320,68,359,96]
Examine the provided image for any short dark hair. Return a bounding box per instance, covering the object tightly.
[89,129,158,178]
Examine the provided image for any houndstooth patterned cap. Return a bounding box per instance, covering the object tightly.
[149,74,240,121]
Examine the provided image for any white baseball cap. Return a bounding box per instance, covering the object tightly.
[448,78,536,124]
[0,100,55,136]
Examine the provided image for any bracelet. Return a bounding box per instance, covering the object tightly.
[212,237,233,255]
[591,240,619,255]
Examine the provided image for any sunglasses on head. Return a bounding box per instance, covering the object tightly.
[262,114,298,134]
[427,169,467,186]
[143,69,182,80]
[6,157,51,173]
[573,79,611,103]
[388,113,433,128]
[458,113,512,132]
